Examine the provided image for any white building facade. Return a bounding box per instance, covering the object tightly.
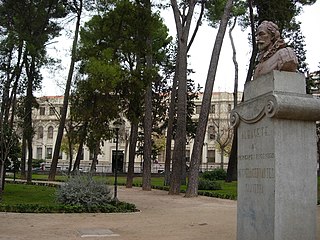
[31,92,242,173]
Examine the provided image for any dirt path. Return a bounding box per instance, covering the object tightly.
[0,187,319,240]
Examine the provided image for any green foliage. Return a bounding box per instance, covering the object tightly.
[2,183,57,205]
[205,0,247,28]
[1,183,137,213]
[198,178,222,190]
[56,174,112,209]
[306,70,320,94]
[2,127,21,172]
[0,201,137,213]
[198,190,237,200]
[201,168,227,181]
[32,159,44,168]
[283,20,308,74]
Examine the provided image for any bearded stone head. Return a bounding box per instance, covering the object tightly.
[256,21,281,52]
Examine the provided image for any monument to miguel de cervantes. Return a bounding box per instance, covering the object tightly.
[231,21,319,240]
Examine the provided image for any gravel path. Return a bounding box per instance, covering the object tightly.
[0,186,319,240]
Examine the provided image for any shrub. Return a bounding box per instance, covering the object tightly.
[0,202,138,213]
[198,191,237,200]
[201,168,227,181]
[198,179,222,190]
[56,174,112,210]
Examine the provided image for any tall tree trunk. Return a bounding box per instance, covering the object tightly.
[164,0,204,187]
[9,79,19,130]
[72,140,84,173]
[226,17,239,181]
[220,147,224,169]
[90,142,99,173]
[25,77,34,183]
[26,135,33,183]
[20,135,27,179]
[227,0,257,181]
[142,82,152,191]
[72,122,87,172]
[0,52,14,192]
[49,1,83,181]
[245,0,258,84]
[169,46,188,195]
[0,44,23,193]
[24,53,36,184]
[185,0,234,197]
[229,17,238,107]
[142,0,153,191]
[169,0,197,195]
[67,135,73,176]
[142,77,153,190]
[126,121,138,188]
[0,161,3,190]
[164,75,177,186]
[226,131,238,181]
[0,161,4,199]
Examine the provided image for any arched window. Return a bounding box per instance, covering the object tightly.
[48,126,54,139]
[37,126,43,139]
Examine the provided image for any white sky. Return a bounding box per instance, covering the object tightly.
[38,2,320,96]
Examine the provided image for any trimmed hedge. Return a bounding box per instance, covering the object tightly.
[0,201,137,213]
[200,168,227,181]
[198,191,236,200]
[198,179,222,190]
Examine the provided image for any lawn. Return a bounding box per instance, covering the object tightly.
[2,183,57,206]
[7,174,317,213]
[6,173,238,199]
[4,174,320,203]
[1,180,137,213]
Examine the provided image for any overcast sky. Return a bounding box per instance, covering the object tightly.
[38,2,320,96]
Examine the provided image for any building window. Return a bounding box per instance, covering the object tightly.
[59,150,63,159]
[195,105,201,114]
[49,107,55,115]
[36,147,42,160]
[228,104,232,112]
[46,147,53,159]
[37,126,43,139]
[48,126,54,139]
[208,125,215,140]
[209,104,215,114]
[39,107,45,115]
[207,150,215,163]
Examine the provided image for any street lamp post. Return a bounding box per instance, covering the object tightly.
[113,120,122,201]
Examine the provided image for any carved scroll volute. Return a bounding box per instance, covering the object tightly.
[230,111,240,128]
[265,97,277,118]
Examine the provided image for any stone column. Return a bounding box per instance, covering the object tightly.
[231,71,318,240]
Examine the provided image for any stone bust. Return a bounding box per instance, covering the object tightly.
[253,21,298,80]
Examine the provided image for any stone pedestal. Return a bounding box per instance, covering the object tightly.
[231,71,318,240]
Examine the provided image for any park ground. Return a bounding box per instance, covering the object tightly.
[1,186,320,240]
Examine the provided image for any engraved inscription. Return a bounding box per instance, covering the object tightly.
[238,168,275,179]
[255,153,275,160]
[245,183,263,193]
[239,154,254,161]
[241,126,269,139]
[239,153,275,161]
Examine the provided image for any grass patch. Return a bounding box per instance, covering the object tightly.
[110,176,237,199]
[6,174,320,203]
[1,183,137,213]
[2,183,56,205]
